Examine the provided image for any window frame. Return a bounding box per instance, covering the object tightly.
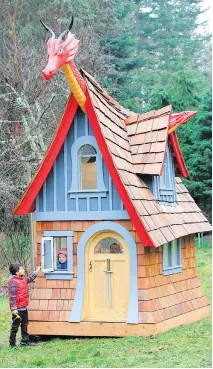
[152,145,177,205]
[68,136,107,198]
[41,237,54,273]
[41,230,74,280]
[78,145,97,190]
[162,238,182,275]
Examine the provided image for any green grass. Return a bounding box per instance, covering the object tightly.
[0,247,211,368]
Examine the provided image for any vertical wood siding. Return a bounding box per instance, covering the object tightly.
[36,108,125,214]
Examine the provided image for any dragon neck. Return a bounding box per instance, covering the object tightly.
[62,62,86,112]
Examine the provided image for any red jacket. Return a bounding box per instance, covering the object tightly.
[8,272,37,310]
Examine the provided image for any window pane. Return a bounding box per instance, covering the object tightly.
[78,144,97,156]
[80,156,97,189]
[168,242,172,266]
[43,239,53,270]
[163,243,169,268]
[155,145,176,204]
[172,239,178,266]
[54,237,67,270]
[94,237,124,254]
[160,163,166,187]
[177,239,181,265]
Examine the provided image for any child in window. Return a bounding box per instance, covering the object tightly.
[57,248,68,270]
[8,263,40,347]
[110,243,121,253]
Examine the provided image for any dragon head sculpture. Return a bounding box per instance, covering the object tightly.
[41,17,79,80]
[41,17,86,111]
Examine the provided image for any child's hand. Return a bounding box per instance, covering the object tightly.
[12,310,18,315]
[36,266,41,273]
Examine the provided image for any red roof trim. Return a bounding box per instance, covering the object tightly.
[85,92,154,247]
[13,95,79,215]
[169,131,189,178]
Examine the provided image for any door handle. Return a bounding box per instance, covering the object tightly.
[89,261,92,272]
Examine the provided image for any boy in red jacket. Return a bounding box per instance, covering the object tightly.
[8,263,40,347]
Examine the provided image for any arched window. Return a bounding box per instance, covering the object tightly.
[94,237,124,254]
[69,136,107,198]
[78,144,97,190]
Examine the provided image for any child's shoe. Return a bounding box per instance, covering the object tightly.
[9,344,17,349]
[20,341,34,347]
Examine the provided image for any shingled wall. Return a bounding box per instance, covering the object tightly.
[138,234,210,326]
[28,220,210,329]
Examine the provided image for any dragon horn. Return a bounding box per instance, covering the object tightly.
[59,16,74,41]
[69,16,74,31]
[40,20,55,39]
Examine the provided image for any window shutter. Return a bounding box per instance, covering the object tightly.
[153,145,176,204]
[41,237,54,272]
[162,238,182,275]
[177,238,182,265]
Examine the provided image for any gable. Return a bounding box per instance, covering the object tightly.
[13,70,211,247]
[35,107,129,221]
[125,106,172,176]
[125,106,189,178]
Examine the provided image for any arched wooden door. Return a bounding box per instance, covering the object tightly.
[82,231,130,321]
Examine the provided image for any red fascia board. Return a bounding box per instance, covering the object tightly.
[169,131,189,178]
[13,95,79,215]
[85,92,154,247]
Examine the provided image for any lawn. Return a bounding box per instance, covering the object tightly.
[0,246,211,368]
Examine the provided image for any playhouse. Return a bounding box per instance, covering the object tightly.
[13,21,211,337]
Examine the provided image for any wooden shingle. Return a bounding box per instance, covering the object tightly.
[83,71,211,247]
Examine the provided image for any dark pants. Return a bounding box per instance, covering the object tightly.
[9,309,29,345]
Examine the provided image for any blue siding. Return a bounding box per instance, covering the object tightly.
[88,120,94,136]
[79,198,87,211]
[46,168,54,211]
[35,108,128,219]
[38,187,43,212]
[112,183,122,210]
[101,160,110,211]
[68,198,76,211]
[90,198,99,211]
[76,109,86,138]
[67,124,75,211]
[56,146,65,211]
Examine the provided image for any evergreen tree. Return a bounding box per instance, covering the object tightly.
[184,91,212,220]
[146,67,212,221]
[133,0,210,110]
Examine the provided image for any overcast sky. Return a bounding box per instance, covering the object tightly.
[199,0,212,32]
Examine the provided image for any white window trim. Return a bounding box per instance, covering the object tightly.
[41,237,54,273]
[41,231,74,280]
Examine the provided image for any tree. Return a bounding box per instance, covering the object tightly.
[183,90,212,220]
[133,0,210,110]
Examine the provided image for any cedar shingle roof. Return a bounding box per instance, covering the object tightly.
[125,106,171,175]
[13,69,211,247]
[83,70,211,247]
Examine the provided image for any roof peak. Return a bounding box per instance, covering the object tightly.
[125,105,172,126]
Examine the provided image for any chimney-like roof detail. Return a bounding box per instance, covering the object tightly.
[125,106,171,176]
